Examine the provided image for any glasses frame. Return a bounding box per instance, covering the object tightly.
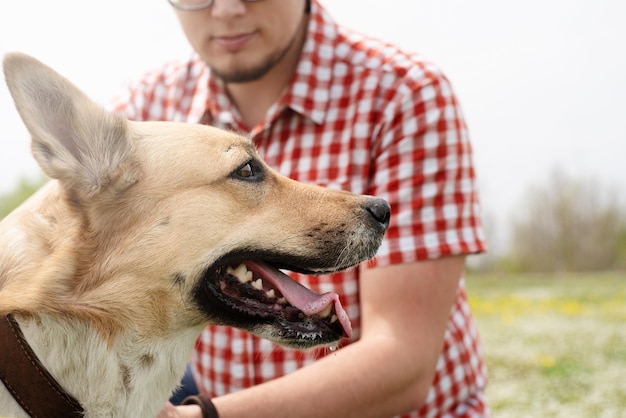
[167,0,263,11]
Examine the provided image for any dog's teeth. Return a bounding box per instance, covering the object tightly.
[252,279,263,290]
[227,264,253,283]
[319,304,333,318]
[277,297,287,305]
[330,315,337,323]
[235,264,249,279]
[266,289,276,299]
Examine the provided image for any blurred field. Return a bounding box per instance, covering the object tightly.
[466,272,626,418]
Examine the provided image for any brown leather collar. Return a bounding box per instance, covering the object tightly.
[0,314,84,417]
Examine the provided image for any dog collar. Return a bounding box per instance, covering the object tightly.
[0,314,84,417]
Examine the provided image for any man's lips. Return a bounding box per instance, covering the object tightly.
[213,32,255,52]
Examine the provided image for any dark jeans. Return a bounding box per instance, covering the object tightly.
[170,363,200,405]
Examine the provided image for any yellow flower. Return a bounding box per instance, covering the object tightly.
[539,354,555,369]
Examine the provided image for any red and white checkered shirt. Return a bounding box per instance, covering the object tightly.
[112,1,489,416]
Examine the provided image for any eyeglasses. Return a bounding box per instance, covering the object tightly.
[168,0,263,11]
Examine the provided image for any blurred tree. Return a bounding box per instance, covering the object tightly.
[0,176,47,220]
[510,169,626,272]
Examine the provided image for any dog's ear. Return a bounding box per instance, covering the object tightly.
[2,52,139,200]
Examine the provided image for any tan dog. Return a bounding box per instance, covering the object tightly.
[0,53,390,417]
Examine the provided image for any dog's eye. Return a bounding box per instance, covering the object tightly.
[237,163,253,178]
[231,160,264,182]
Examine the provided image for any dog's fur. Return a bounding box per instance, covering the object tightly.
[0,53,389,417]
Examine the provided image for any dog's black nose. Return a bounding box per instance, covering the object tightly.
[365,198,391,228]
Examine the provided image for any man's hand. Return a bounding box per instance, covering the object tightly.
[157,402,202,418]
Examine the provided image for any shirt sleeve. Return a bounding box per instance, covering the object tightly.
[107,60,195,122]
[368,65,487,267]
[108,73,161,122]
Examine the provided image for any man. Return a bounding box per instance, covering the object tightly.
[112,0,489,416]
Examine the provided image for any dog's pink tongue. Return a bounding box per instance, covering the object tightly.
[245,261,352,339]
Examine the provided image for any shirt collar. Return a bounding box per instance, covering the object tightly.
[276,0,338,125]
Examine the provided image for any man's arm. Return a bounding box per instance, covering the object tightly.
[196,256,465,418]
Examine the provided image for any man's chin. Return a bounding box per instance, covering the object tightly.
[209,58,275,84]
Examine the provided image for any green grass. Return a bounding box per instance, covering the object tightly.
[466,272,626,417]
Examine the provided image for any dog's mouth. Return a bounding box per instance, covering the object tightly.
[199,259,352,347]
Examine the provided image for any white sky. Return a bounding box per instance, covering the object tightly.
[1,0,625,249]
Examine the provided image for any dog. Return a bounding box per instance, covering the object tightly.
[0,52,390,417]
